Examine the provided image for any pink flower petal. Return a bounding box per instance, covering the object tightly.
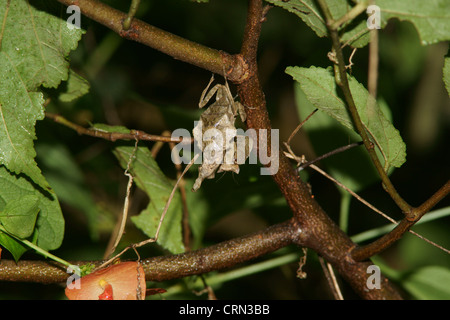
[66,261,146,300]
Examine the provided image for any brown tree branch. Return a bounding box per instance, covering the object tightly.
[56,0,248,83]
[45,112,192,144]
[0,221,299,283]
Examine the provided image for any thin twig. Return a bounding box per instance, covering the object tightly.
[351,180,450,261]
[286,108,318,145]
[298,141,363,171]
[316,0,413,215]
[150,130,191,250]
[330,1,368,31]
[296,247,308,279]
[103,139,138,259]
[285,149,450,256]
[283,120,450,258]
[168,141,191,251]
[319,257,344,300]
[193,276,217,300]
[96,153,199,270]
[45,112,191,144]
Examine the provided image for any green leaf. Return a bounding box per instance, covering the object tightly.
[444,57,450,96]
[0,0,84,190]
[0,230,28,262]
[286,66,406,171]
[265,0,370,47]
[0,64,48,190]
[0,195,40,239]
[293,82,378,192]
[113,144,184,254]
[58,69,90,102]
[266,0,450,47]
[401,266,450,300]
[91,123,132,134]
[93,122,187,252]
[0,165,64,255]
[264,0,328,38]
[377,0,450,45]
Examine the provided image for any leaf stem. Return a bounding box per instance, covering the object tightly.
[122,0,140,30]
[0,225,72,269]
[330,1,368,30]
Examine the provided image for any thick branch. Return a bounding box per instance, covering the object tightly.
[0,221,299,283]
[56,0,248,82]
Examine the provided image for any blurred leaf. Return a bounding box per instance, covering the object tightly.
[397,223,450,269]
[113,144,184,254]
[0,165,65,255]
[58,70,90,103]
[287,66,406,171]
[377,0,450,45]
[36,142,101,240]
[0,195,40,239]
[351,207,450,243]
[92,123,131,134]
[184,163,287,246]
[183,178,210,250]
[444,57,450,96]
[0,0,84,190]
[401,266,450,300]
[378,21,427,90]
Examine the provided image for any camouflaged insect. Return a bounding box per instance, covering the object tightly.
[192,75,252,192]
